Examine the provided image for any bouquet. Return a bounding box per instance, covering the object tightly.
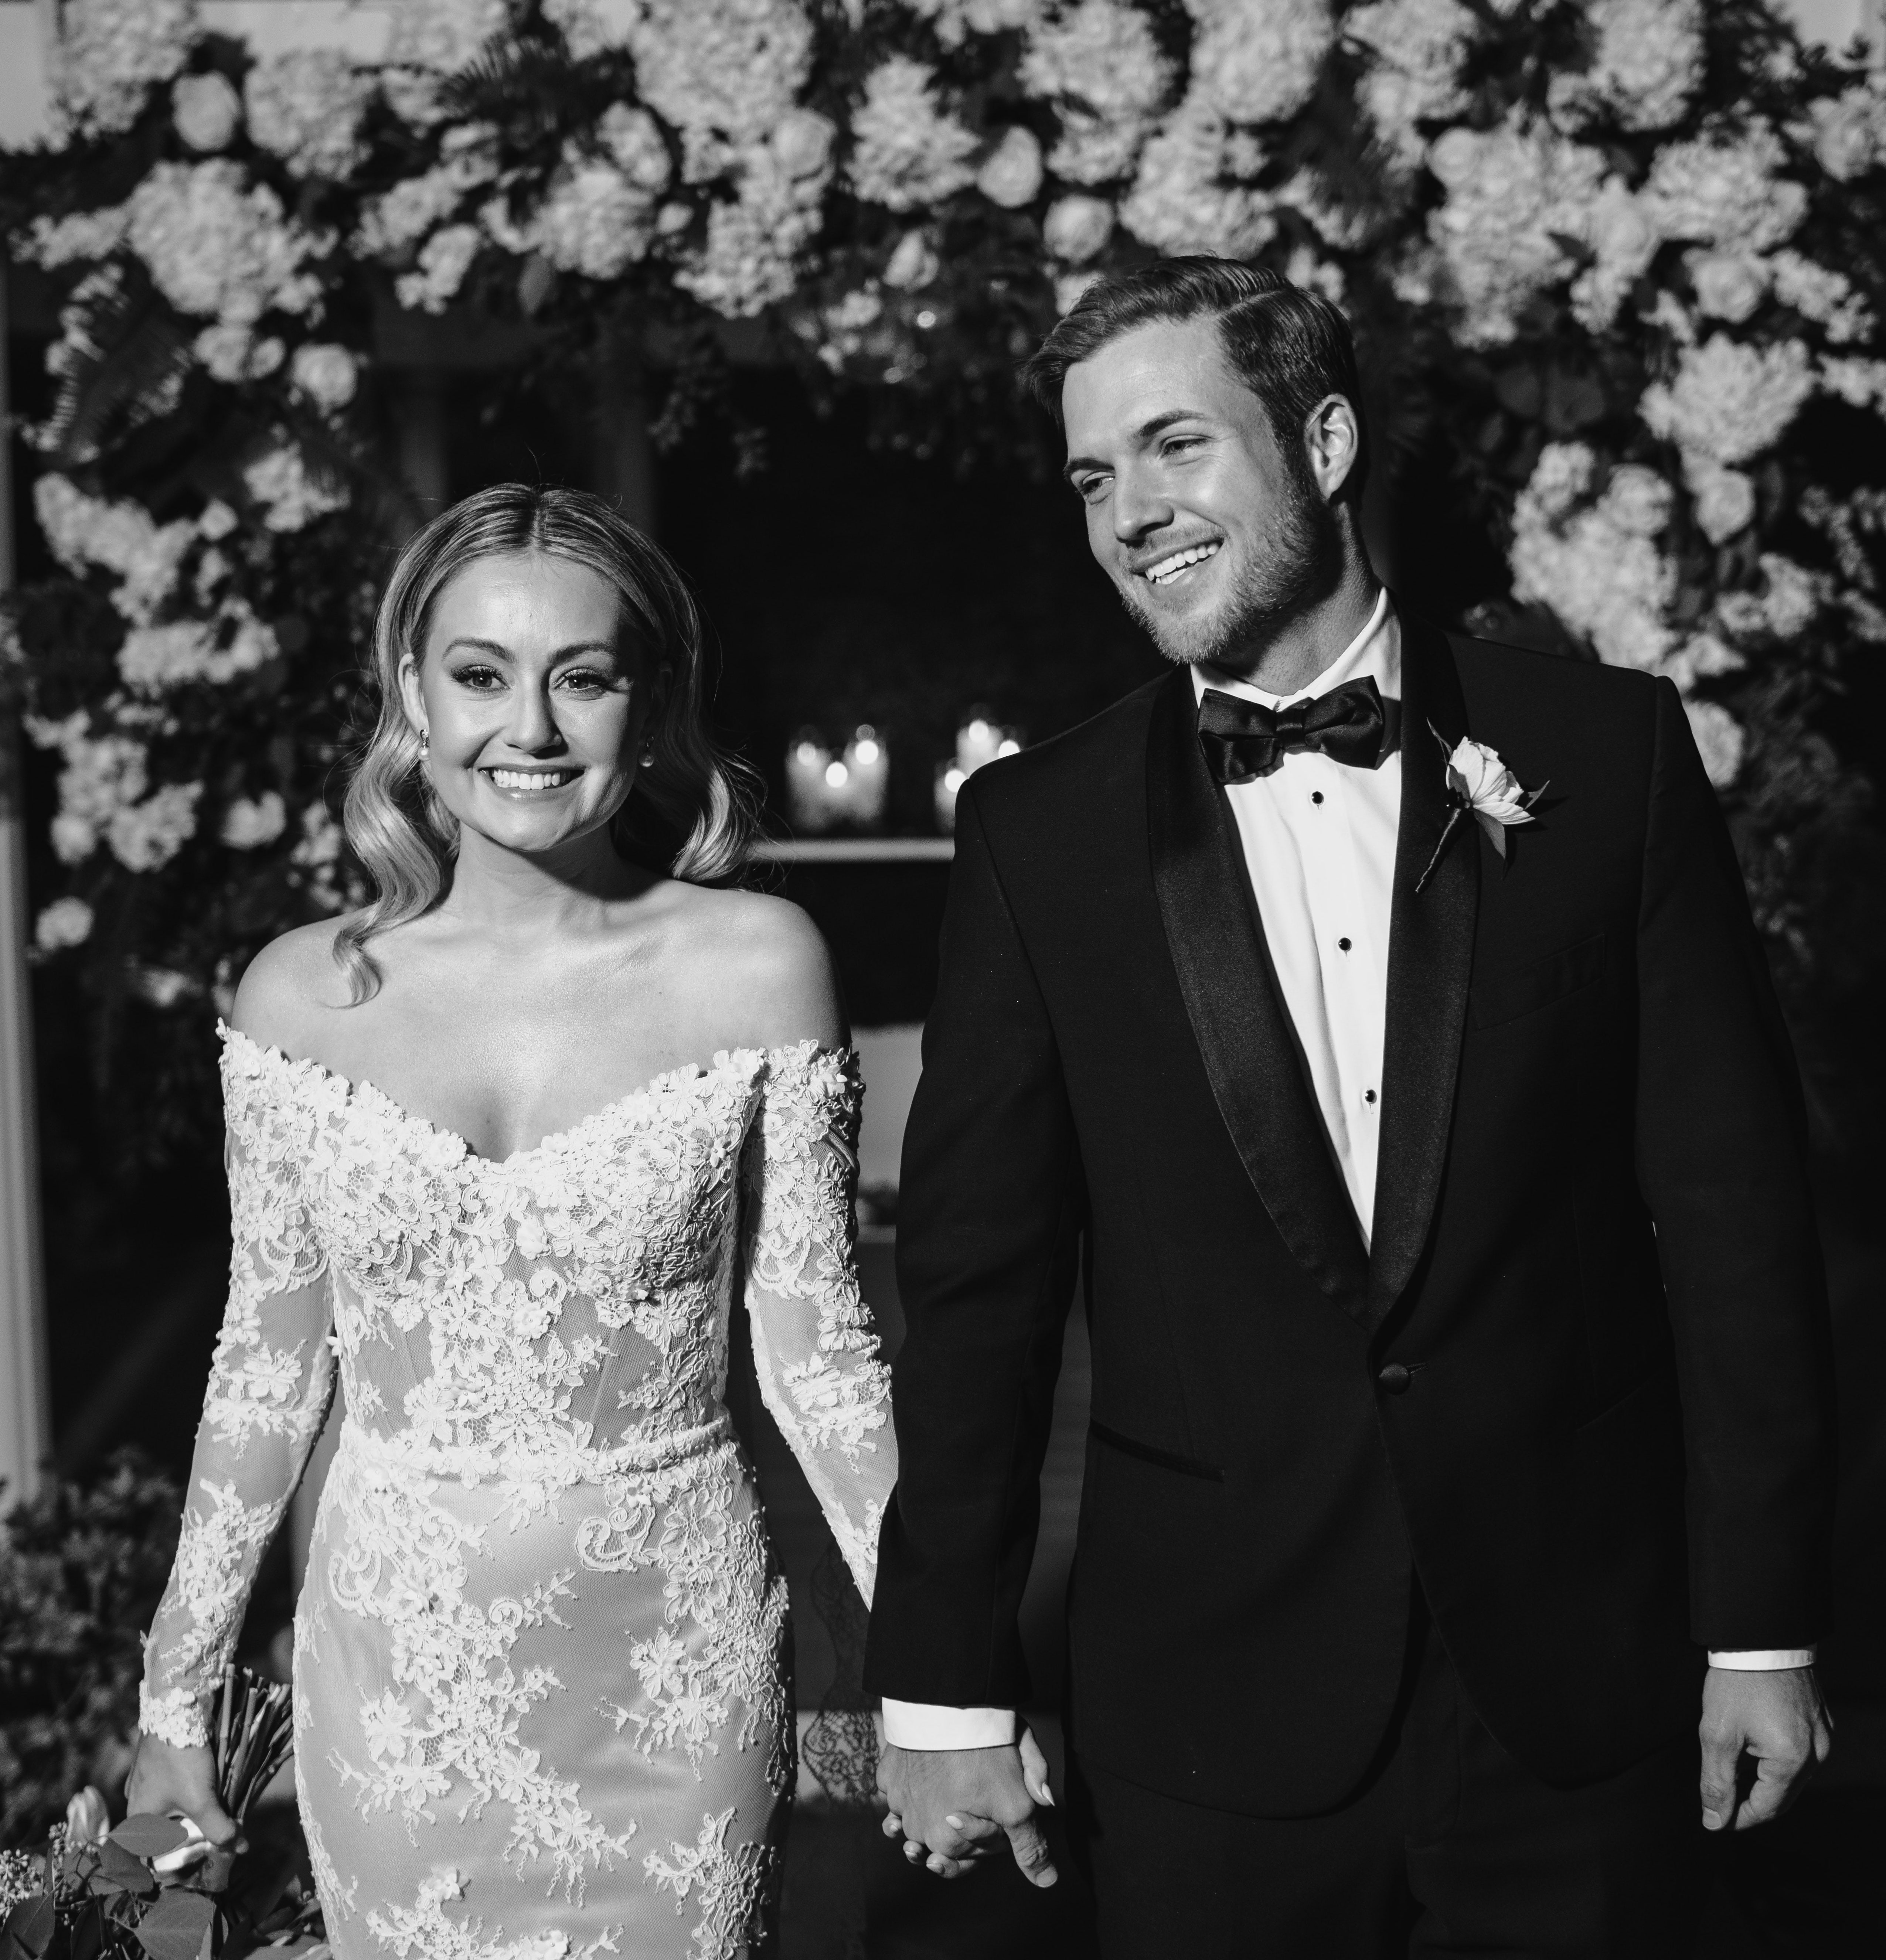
[0,1671,325,1960]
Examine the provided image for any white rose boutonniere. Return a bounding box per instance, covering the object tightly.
[1415,732,1547,893]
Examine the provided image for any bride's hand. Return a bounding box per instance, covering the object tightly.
[877,1726,1058,1885]
[124,1736,241,1882]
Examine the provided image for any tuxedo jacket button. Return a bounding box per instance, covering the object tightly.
[1376,1362,1412,1395]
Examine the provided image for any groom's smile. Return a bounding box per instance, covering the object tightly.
[1058,313,1355,677]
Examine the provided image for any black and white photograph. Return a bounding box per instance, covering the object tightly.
[0,1,1883,1955]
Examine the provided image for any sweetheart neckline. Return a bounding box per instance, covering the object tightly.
[218,1023,843,1169]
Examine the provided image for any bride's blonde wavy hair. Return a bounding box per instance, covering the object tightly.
[334,484,759,1002]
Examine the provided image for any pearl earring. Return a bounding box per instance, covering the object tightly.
[639,749,654,769]
[418,730,429,761]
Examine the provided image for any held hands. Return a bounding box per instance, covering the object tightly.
[1699,1665,1832,1832]
[125,1735,242,1888]
[877,1729,1059,1886]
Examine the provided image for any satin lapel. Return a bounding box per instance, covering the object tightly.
[1145,670,1371,1318]
[1367,615,1479,1329]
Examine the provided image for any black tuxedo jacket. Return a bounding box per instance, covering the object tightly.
[862,613,1836,1817]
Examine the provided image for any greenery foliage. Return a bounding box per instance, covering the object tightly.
[0,1455,181,1848]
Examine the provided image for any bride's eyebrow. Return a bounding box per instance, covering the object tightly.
[440,638,621,661]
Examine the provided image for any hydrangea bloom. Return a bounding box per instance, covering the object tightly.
[1020,0,1174,185]
[395,224,483,313]
[33,475,195,624]
[1187,0,1334,129]
[1425,118,1605,345]
[50,0,198,138]
[1638,334,1817,467]
[1347,0,1476,166]
[1643,126,1807,256]
[1122,95,1276,258]
[524,152,660,283]
[385,0,514,71]
[126,162,326,324]
[1549,0,1703,134]
[850,58,980,210]
[243,442,349,532]
[18,205,130,270]
[118,606,277,692]
[245,51,375,181]
[678,154,825,316]
[108,783,203,872]
[1800,79,1886,181]
[1509,445,1678,672]
[616,0,816,184]
[50,731,147,864]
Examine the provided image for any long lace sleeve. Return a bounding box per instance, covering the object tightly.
[742,1044,895,1606]
[139,1039,335,1748]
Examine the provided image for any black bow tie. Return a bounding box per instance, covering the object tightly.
[1196,677,1398,785]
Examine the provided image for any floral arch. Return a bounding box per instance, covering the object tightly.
[2,0,1883,1146]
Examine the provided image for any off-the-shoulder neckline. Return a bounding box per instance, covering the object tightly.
[218,1022,856,1169]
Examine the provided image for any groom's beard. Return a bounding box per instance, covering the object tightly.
[1118,477,1347,670]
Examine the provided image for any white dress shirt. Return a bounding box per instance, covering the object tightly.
[883,592,1805,1752]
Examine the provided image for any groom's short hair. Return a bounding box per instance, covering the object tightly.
[1022,256,1369,501]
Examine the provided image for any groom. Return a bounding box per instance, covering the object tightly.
[862,258,1836,1953]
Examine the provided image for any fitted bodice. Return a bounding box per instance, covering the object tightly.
[141,1022,894,1759]
[227,1032,814,1498]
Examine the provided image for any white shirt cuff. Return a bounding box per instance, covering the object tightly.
[880,1700,1019,1750]
[1706,1648,1817,1670]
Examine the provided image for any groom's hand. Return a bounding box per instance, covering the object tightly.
[877,1733,1059,1886]
[1698,1665,1831,1831]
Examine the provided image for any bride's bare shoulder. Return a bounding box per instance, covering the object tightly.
[662,884,845,1052]
[230,914,365,1055]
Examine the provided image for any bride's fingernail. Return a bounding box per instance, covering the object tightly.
[944,1814,964,1829]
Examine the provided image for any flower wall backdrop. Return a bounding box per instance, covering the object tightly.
[2,0,1883,1152]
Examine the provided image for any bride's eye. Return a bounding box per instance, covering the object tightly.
[451,663,504,691]
[556,668,615,696]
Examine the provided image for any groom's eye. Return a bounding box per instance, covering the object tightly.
[1075,474,1110,503]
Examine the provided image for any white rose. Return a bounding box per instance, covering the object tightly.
[35,897,95,952]
[1446,737,1532,823]
[1043,193,1112,264]
[772,107,837,181]
[172,71,241,152]
[221,791,288,849]
[290,342,360,410]
[1687,251,1767,324]
[1683,457,1756,545]
[52,813,98,864]
[977,126,1045,208]
[64,1787,111,1845]
[884,229,940,290]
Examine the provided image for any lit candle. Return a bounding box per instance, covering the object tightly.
[843,725,889,828]
[787,733,837,832]
[934,761,967,834]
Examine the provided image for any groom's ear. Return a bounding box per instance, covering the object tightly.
[1303,394,1365,505]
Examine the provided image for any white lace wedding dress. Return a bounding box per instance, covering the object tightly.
[138,1026,894,1959]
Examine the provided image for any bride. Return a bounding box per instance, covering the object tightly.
[125,484,896,1958]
